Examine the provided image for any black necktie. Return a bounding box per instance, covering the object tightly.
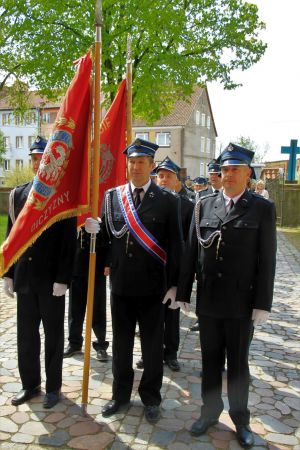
[228,199,234,212]
[133,188,143,208]
[214,189,219,193]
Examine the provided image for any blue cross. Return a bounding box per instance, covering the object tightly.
[281,139,300,181]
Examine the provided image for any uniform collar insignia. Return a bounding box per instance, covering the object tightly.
[149,191,155,198]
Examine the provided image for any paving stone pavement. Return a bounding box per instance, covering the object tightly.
[0,230,299,450]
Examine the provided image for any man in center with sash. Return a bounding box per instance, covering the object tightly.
[86,138,182,423]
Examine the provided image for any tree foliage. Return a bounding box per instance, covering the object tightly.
[4,166,33,188]
[0,0,266,122]
[0,130,6,166]
[235,135,267,163]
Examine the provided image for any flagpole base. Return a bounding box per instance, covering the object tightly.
[81,403,88,416]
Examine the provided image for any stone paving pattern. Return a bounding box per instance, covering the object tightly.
[0,230,299,450]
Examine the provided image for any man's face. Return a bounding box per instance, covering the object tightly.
[127,156,154,186]
[31,154,43,175]
[209,172,222,189]
[194,184,207,192]
[221,165,251,196]
[156,169,177,190]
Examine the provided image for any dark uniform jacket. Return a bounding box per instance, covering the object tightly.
[177,189,277,318]
[6,181,77,294]
[102,181,181,297]
[72,228,108,279]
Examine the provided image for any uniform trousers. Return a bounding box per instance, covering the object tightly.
[68,275,108,351]
[198,315,253,426]
[17,290,65,393]
[111,293,164,406]
[163,305,180,361]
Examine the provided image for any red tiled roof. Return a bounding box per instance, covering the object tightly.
[0,91,61,110]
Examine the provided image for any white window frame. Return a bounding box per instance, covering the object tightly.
[200,136,205,153]
[156,132,170,147]
[195,110,200,125]
[135,132,149,141]
[16,159,24,169]
[201,113,206,127]
[206,137,211,153]
[207,115,211,129]
[4,136,10,148]
[28,136,35,148]
[42,112,51,124]
[16,136,23,149]
[2,113,12,126]
[4,160,10,171]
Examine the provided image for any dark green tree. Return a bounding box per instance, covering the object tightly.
[0,0,266,121]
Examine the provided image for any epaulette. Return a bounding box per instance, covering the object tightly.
[200,192,218,200]
[159,186,179,197]
[252,192,271,203]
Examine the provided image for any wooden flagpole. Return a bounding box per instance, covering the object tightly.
[81,0,102,413]
[126,34,132,145]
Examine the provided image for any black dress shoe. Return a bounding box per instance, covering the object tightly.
[102,400,129,417]
[144,405,161,423]
[11,386,41,406]
[43,390,60,409]
[189,321,199,331]
[190,417,218,436]
[136,358,144,369]
[96,349,109,361]
[236,425,254,448]
[165,359,180,372]
[63,345,82,358]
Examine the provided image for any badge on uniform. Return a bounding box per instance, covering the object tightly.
[149,192,155,198]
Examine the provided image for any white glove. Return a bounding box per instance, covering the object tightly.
[53,283,68,297]
[252,309,270,326]
[162,287,179,309]
[85,217,101,234]
[3,277,14,298]
[177,301,190,313]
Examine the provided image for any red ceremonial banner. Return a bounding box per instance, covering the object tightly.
[0,52,93,276]
[77,78,127,226]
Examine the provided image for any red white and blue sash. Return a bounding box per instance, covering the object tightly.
[116,184,167,265]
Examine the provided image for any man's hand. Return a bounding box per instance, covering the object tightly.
[252,309,269,326]
[162,286,178,309]
[53,283,68,297]
[177,301,190,313]
[104,267,110,276]
[3,277,14,298]
[85,217,101,234]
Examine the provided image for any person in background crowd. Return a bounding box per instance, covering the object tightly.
[63,226,109,361]
[136,156,194,372]
[192,177,208,193]
[255,179,269,199]
[85,139,182,424]
[176,143,276,448]
[3,136,77,409]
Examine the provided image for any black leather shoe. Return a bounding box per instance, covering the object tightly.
[136,358,144,369]
[190,417,218,436]
[189,321,199,331]
[96,349,109,361]
[43,390,60,409]
[63,345,82,358]
[11,386,41,406]
[102,400,129,417]
[236,425,254,448]
[165,359,180,372]
[144,405,161,423]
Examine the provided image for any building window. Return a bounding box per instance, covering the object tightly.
[195,110,200,125]
[28,136,35,148]
[15,114,24,126]
[16,159,24,169]
[201,113,206,127]
[4,160,10,171]
[16,136,23,148]
[42,112,51,123]
[25,111,37,125]
[135,132,149,141]
[2,113,12,126]
[156,132,170,147]
[206,138,211,153]
[200,162,204,176]
[207,116,211,129]
[200,136,205,152]
[4,136,10,148]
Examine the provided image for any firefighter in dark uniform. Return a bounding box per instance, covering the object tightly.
[3,137,77,409]
[176,143,277,448]
[190,160,223,332]
[85,139,181,423]
[63,227,109,361]
[136,156,194,372]
[192,176,208,194]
